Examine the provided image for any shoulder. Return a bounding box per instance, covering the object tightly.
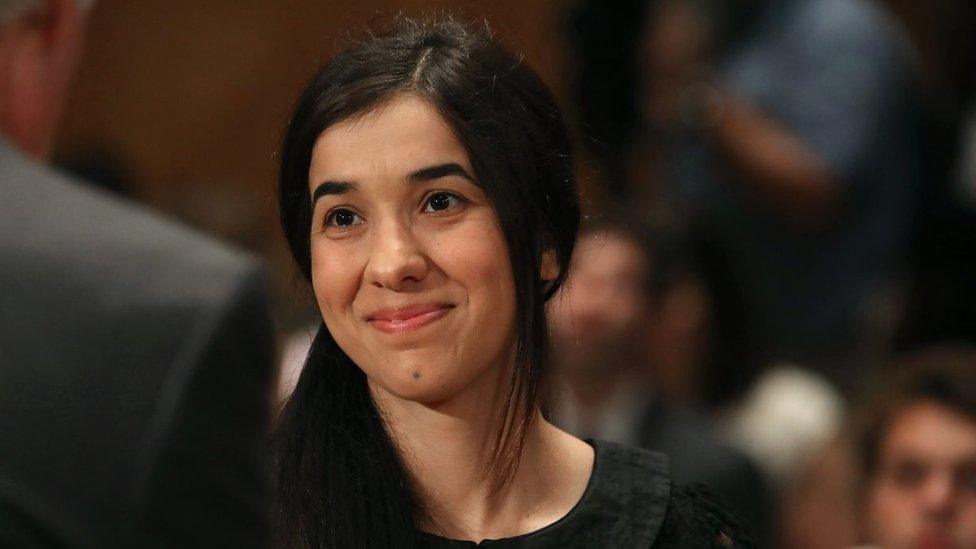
[644,406,749,470]
[589,441,757,548]
[653,484,758,549]
[590,439,669,503]
[784,0,907,57]
[587,440,671,546]
[0,141,262,312]
[0,142,274,545]
[0,139,271,435]
[789,0,891,33]
[642,405,766,502]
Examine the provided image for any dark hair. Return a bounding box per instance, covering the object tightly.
[857,346,976,479]
[273,17,579,548]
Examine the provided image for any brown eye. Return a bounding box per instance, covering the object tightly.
[423,192,462,213]
[326,209,363,227]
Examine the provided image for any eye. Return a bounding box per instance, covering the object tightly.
[889,460,927,489]
[957,464,976,494]
[325,208,364,228]
[423,191,463,213]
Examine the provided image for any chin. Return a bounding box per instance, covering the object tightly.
[371,374,457,405]
[368,355,495,407]
[364,357,451,400]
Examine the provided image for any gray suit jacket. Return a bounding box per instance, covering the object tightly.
[0,140,274,548]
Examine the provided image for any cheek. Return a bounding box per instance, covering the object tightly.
[431,218,517,352]
[310,243,362,321]
[439,223,513,308]
[609,298,642,333]
[957,499,976,541]
[866,484,918,545]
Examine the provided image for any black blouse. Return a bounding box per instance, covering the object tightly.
[413,439,751,548]
[417,440,671,549]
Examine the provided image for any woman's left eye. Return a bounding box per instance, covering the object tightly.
[423,192,463,213]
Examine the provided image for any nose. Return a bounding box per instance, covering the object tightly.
[919,470,957,521]
[364,217,429,291]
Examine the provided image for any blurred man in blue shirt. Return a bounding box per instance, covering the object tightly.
[643,0,918,392]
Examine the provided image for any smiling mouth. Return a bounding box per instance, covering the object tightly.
[367,304,454,334]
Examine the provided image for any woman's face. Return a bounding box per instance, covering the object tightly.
[307,94,517,404]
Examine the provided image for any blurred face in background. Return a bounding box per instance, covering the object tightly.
[549,230,648,377]
[864,400,976,549]
[0,0,89,159]
[307,95,517,406]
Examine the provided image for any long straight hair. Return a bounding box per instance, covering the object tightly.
[273,18,579,548]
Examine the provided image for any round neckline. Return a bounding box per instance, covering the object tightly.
[415,438,603,546]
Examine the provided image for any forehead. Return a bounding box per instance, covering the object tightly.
[309,94,471,186]
[572,231,648,278]
[880,400,976,463]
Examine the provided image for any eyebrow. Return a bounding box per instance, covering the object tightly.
[310,181,354,207]
[407,162,475,184]
[310,162,475,208]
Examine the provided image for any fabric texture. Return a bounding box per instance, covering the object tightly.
[0,139,275,548]
[551,383,770,541]
[414,439,672,548]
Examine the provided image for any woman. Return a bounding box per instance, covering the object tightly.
[274,17,751,548]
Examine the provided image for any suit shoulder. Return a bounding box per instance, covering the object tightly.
[0,144,263,309]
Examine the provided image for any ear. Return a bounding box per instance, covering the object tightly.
[540,247,560,282]
[0,0,85,159]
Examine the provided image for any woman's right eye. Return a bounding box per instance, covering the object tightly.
[325,209,364,228]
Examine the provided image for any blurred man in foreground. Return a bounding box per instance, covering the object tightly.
[0,1,274,547]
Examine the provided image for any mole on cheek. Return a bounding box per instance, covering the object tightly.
[412,371,422,380]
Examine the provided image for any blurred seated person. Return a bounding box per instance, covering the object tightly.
[0,0,274,546]
[782,347,976,549]
[640,0,919,393]
[860,348,976,549]
[548,215,769,540]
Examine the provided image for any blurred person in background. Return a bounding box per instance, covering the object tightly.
[859,349,976,549]
[782,348,976,549]
[548,215,770,541]
[639,0,919,395]
[0,0,274,546]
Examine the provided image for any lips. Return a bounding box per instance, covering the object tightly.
[915,532,951,549]
[366,304,454,334]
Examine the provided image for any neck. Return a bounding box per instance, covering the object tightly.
[372,367,593,541]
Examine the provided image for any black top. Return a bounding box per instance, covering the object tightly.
[413,440,677,548]
[415,439,754,548]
